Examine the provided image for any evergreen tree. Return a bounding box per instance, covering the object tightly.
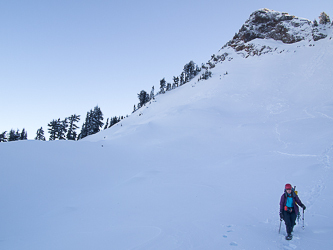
[160,78,166,94]
[201,69,212,80]
[138,90,150,108]
[58,118,68,140]
[183,61,196,83]
[319,12,330,24]
[196,65,201,75]
[78,112,90,140]
[173,76,179,88]
[19,128,28,140]
[48,119,59,140]
[87,110,94,135]
[133,104,137,113]
[67,114,80,140]
[109,116,120,127]
[8,129,15,141]
[180,72,185,86]
[35,127,46,141]
[104,118,109,130]
[15,129,20,141]
[313,19,318,27]
[91,106,104,134]
[8,129,19,141]
[150,86,155,100]
[78,106,104,139]
[166,83,172,91]
[0,131,7,142]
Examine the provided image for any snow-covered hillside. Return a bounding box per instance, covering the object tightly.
[1,9,333,250]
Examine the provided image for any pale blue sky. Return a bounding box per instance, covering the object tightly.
[1,0,332,139]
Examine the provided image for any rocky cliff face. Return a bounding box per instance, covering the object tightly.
[205,9,332,68]
[228,8,330,47]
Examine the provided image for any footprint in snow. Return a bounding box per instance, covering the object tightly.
[227,225,234,232]
[230,242,238,246]
[222,225,237,246]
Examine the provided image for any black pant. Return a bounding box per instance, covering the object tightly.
[283,210,297,235]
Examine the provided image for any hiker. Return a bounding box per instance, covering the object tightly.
[279,183,306,240]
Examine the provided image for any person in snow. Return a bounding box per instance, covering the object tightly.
[279,184,306,239]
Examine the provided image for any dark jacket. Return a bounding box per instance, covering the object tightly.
[280,190,304,215]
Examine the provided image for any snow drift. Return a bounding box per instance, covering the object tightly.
[1,9,333,250]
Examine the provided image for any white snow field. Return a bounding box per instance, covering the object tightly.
[1,12,333,250]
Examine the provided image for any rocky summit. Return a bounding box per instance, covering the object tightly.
[205,9,332,67]
[227,8,329,49]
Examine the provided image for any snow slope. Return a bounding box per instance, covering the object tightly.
[1,11,333,250]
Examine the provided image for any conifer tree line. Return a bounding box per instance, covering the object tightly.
[1,105,125,142]
[133,60,212,113]
[0,128,27,142]
[48,114,81,141]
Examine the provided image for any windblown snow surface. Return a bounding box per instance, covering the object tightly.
[1,23,333,250]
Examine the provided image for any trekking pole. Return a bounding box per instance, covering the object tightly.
[302,208,305,229]
[279,219,282,234]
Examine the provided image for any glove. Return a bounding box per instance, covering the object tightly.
[302,205,306,211]
[279,212,284,220]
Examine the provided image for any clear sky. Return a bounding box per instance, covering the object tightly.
[1,0,332,139]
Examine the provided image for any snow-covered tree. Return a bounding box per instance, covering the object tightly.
[92,106,104,134]
[15,130,20,140]
[0,131,7,142]
[180,72,185,86]
[8,129,20,141]
[166,83,172,91]
[159,78,166,94]
[78,114,88,140]
[173,76,179,88]
[196,65,201,75]
[183,61,197,83]
[67,114,80,140]
[150,86,155,100]
[313,19,318,27]
[78,106,104,139]
[201,69,212,80]
[109,116,120,127]
[19,128,28,140]
[104,118,109,130]
[8,129,16,141]
[58,118,68,140]
[48,119,59,140]
[138,90,150,108]
[35,127,46,141]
